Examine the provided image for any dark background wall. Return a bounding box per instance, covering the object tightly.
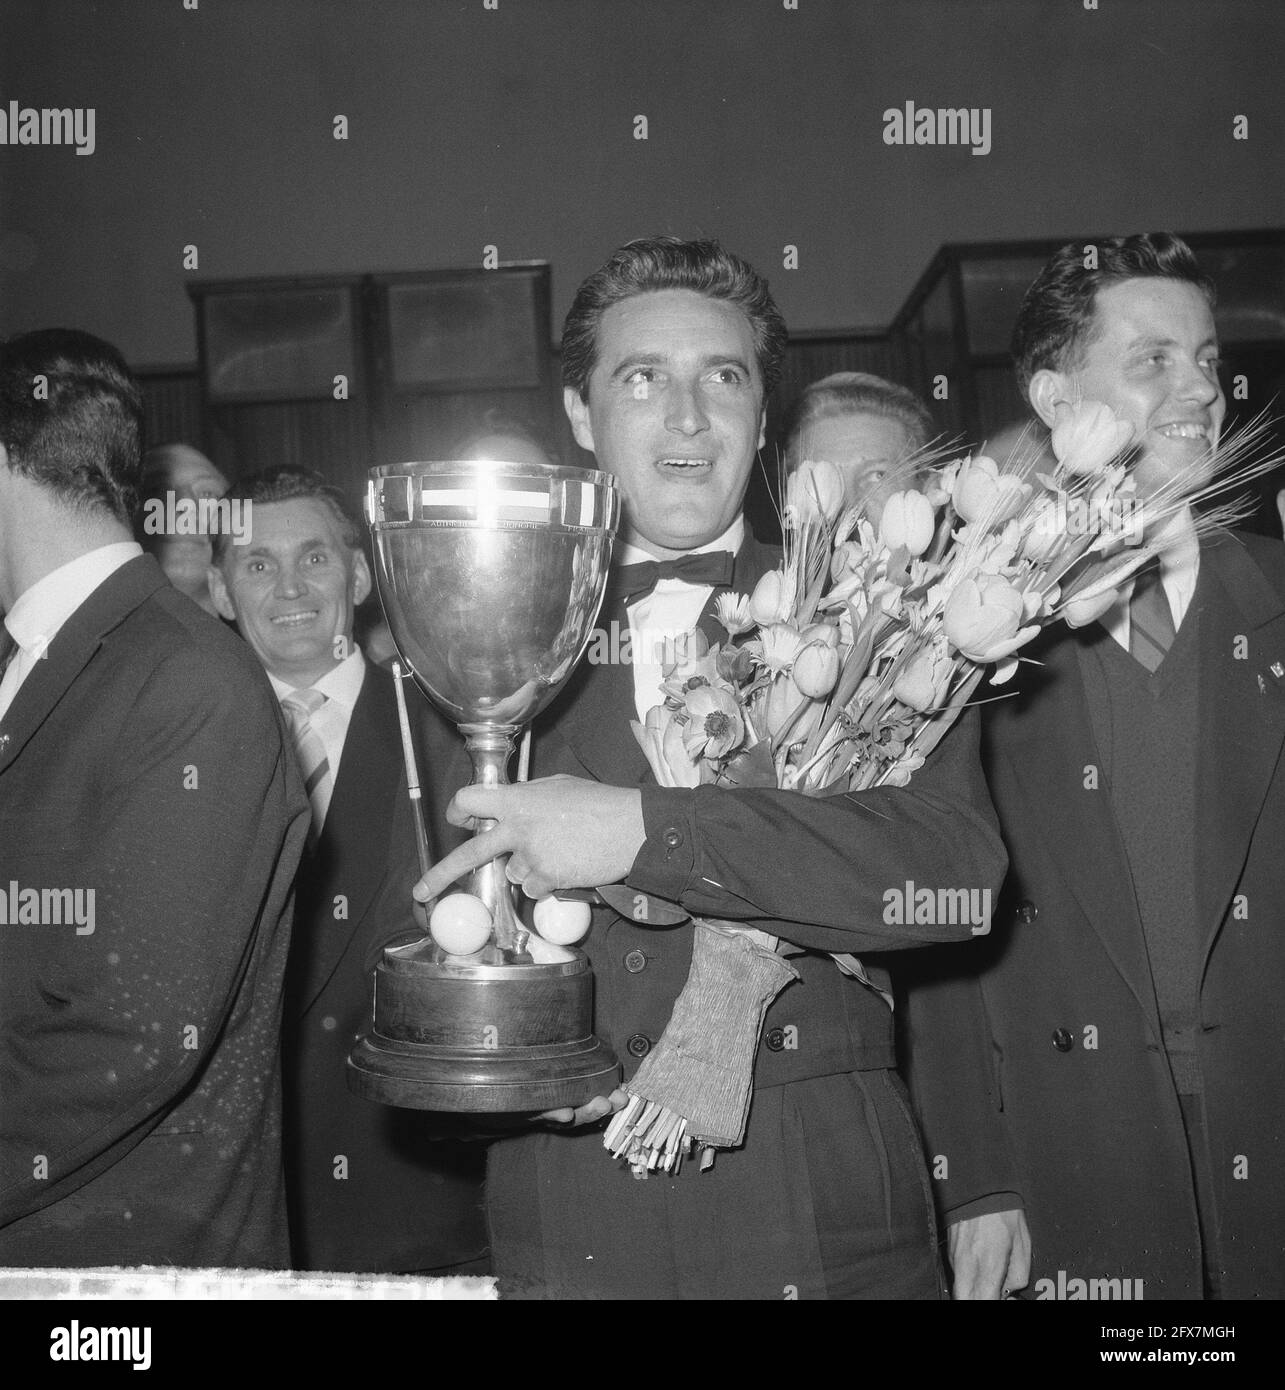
[2,0,1282,364]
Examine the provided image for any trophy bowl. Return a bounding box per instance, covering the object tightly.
[347,459,623,1112]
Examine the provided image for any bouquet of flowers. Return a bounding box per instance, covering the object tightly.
[604,399,1276,1177]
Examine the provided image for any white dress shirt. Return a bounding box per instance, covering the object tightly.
[622,515,744,723]
[0,541,142,723]
[269,645,367,782]
[1100,507,1200,651]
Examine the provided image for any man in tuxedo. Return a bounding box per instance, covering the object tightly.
[903,233,1285,1300]
[0,329,308,1267]
[414,237,1008,1299]
[209,467,488,1275]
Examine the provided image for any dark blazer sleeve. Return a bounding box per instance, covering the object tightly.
[897,940,1023,1223]
[0,642,308,1227]
[627,704,1008,954]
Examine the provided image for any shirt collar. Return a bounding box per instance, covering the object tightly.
[618,514,745,568]
[3,542,142,652]
[1153,506,1200,585]
[269,643,366,708]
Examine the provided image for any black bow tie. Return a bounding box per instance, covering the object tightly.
[608,550,736,605]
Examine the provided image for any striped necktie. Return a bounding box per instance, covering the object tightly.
[1129,563,1176,673]
[282,688,334,836]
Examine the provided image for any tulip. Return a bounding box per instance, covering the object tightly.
[893,642,955,713]
[943,574,1038,663]
[1062,586,1121,629]
[763,673,822,743]
[682,684,745,760]
[800,621,841,649]
[882,751,927,788]
[748,568,796,626]
[952,455,1031,527]
[785,458,846,526]
[879,489,937,557]
[1019,496,1067,563]
[792,640,841,698]
[921,458,961,509]
[1050,400,1134,478]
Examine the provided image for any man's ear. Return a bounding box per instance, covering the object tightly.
[564,386,595,454]
[207,564,238,623]
[1028,369,1071,430]
[351,550,372,607]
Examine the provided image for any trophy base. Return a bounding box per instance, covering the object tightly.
[347,937,621,1113]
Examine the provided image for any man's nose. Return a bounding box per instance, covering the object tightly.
[275,565,306,597]
[665,381,710,435]
[1178,356,1222,408]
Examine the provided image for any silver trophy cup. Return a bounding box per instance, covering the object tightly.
[347,459,622,1112]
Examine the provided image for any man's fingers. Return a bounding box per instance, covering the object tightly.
[413,828,513,902]
[445,783,509,829]
[537,1089,629,1129]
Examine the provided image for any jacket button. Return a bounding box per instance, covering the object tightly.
[1052,1028,1074,1052]
[1016,899,1038,924]
[623,949,647,973]
[764,1027,786,1052]
[663,826,684,849]
[626,1033,651,1058]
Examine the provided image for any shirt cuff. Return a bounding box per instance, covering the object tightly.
[627,786,699,903]
[944,1191,1025,1225]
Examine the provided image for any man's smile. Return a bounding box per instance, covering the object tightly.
[271,608,321,627]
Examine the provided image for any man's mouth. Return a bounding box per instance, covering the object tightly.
[1155,421,1210,441]
[655,457,713,475]
[271,610,320,627]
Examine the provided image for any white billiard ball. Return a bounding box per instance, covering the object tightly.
[429,893,493,956]
[532,895,591,945]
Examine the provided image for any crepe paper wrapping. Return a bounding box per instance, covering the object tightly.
[603,918,799,1176]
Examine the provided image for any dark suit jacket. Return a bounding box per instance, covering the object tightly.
[476,529,1008,1293]
[282,661,488,1273]
[0,554,309,1268]
[902,532,1285,1299]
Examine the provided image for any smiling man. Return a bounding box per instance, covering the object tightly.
[901,233,1285,1301]
[413,237,1007,1300]
[210,467,488,1277]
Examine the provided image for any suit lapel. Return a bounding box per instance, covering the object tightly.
[540,528,780,786]
[990,625,1160,1031]
[1193,534,1285,974]
[0,556,166,775]
[293,664,405,1016]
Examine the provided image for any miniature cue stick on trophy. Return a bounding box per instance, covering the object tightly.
[347,459,622,1112]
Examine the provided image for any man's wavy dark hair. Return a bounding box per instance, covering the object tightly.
[211,465,363,565]
[1011,232,1216,395]
[0,327,144,525]
[561,236,789,401]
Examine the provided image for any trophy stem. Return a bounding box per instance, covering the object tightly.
[460,723,527,957]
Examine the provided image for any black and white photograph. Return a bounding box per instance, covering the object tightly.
[0,0,1281,1354]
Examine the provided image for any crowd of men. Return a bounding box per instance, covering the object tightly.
[1,231,1282,1300]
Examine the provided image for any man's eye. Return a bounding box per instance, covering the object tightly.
[624,368,657,385]
[307,551,328,565]
[711,367,744,385]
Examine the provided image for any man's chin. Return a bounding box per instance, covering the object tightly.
[1132,451,1216,503]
